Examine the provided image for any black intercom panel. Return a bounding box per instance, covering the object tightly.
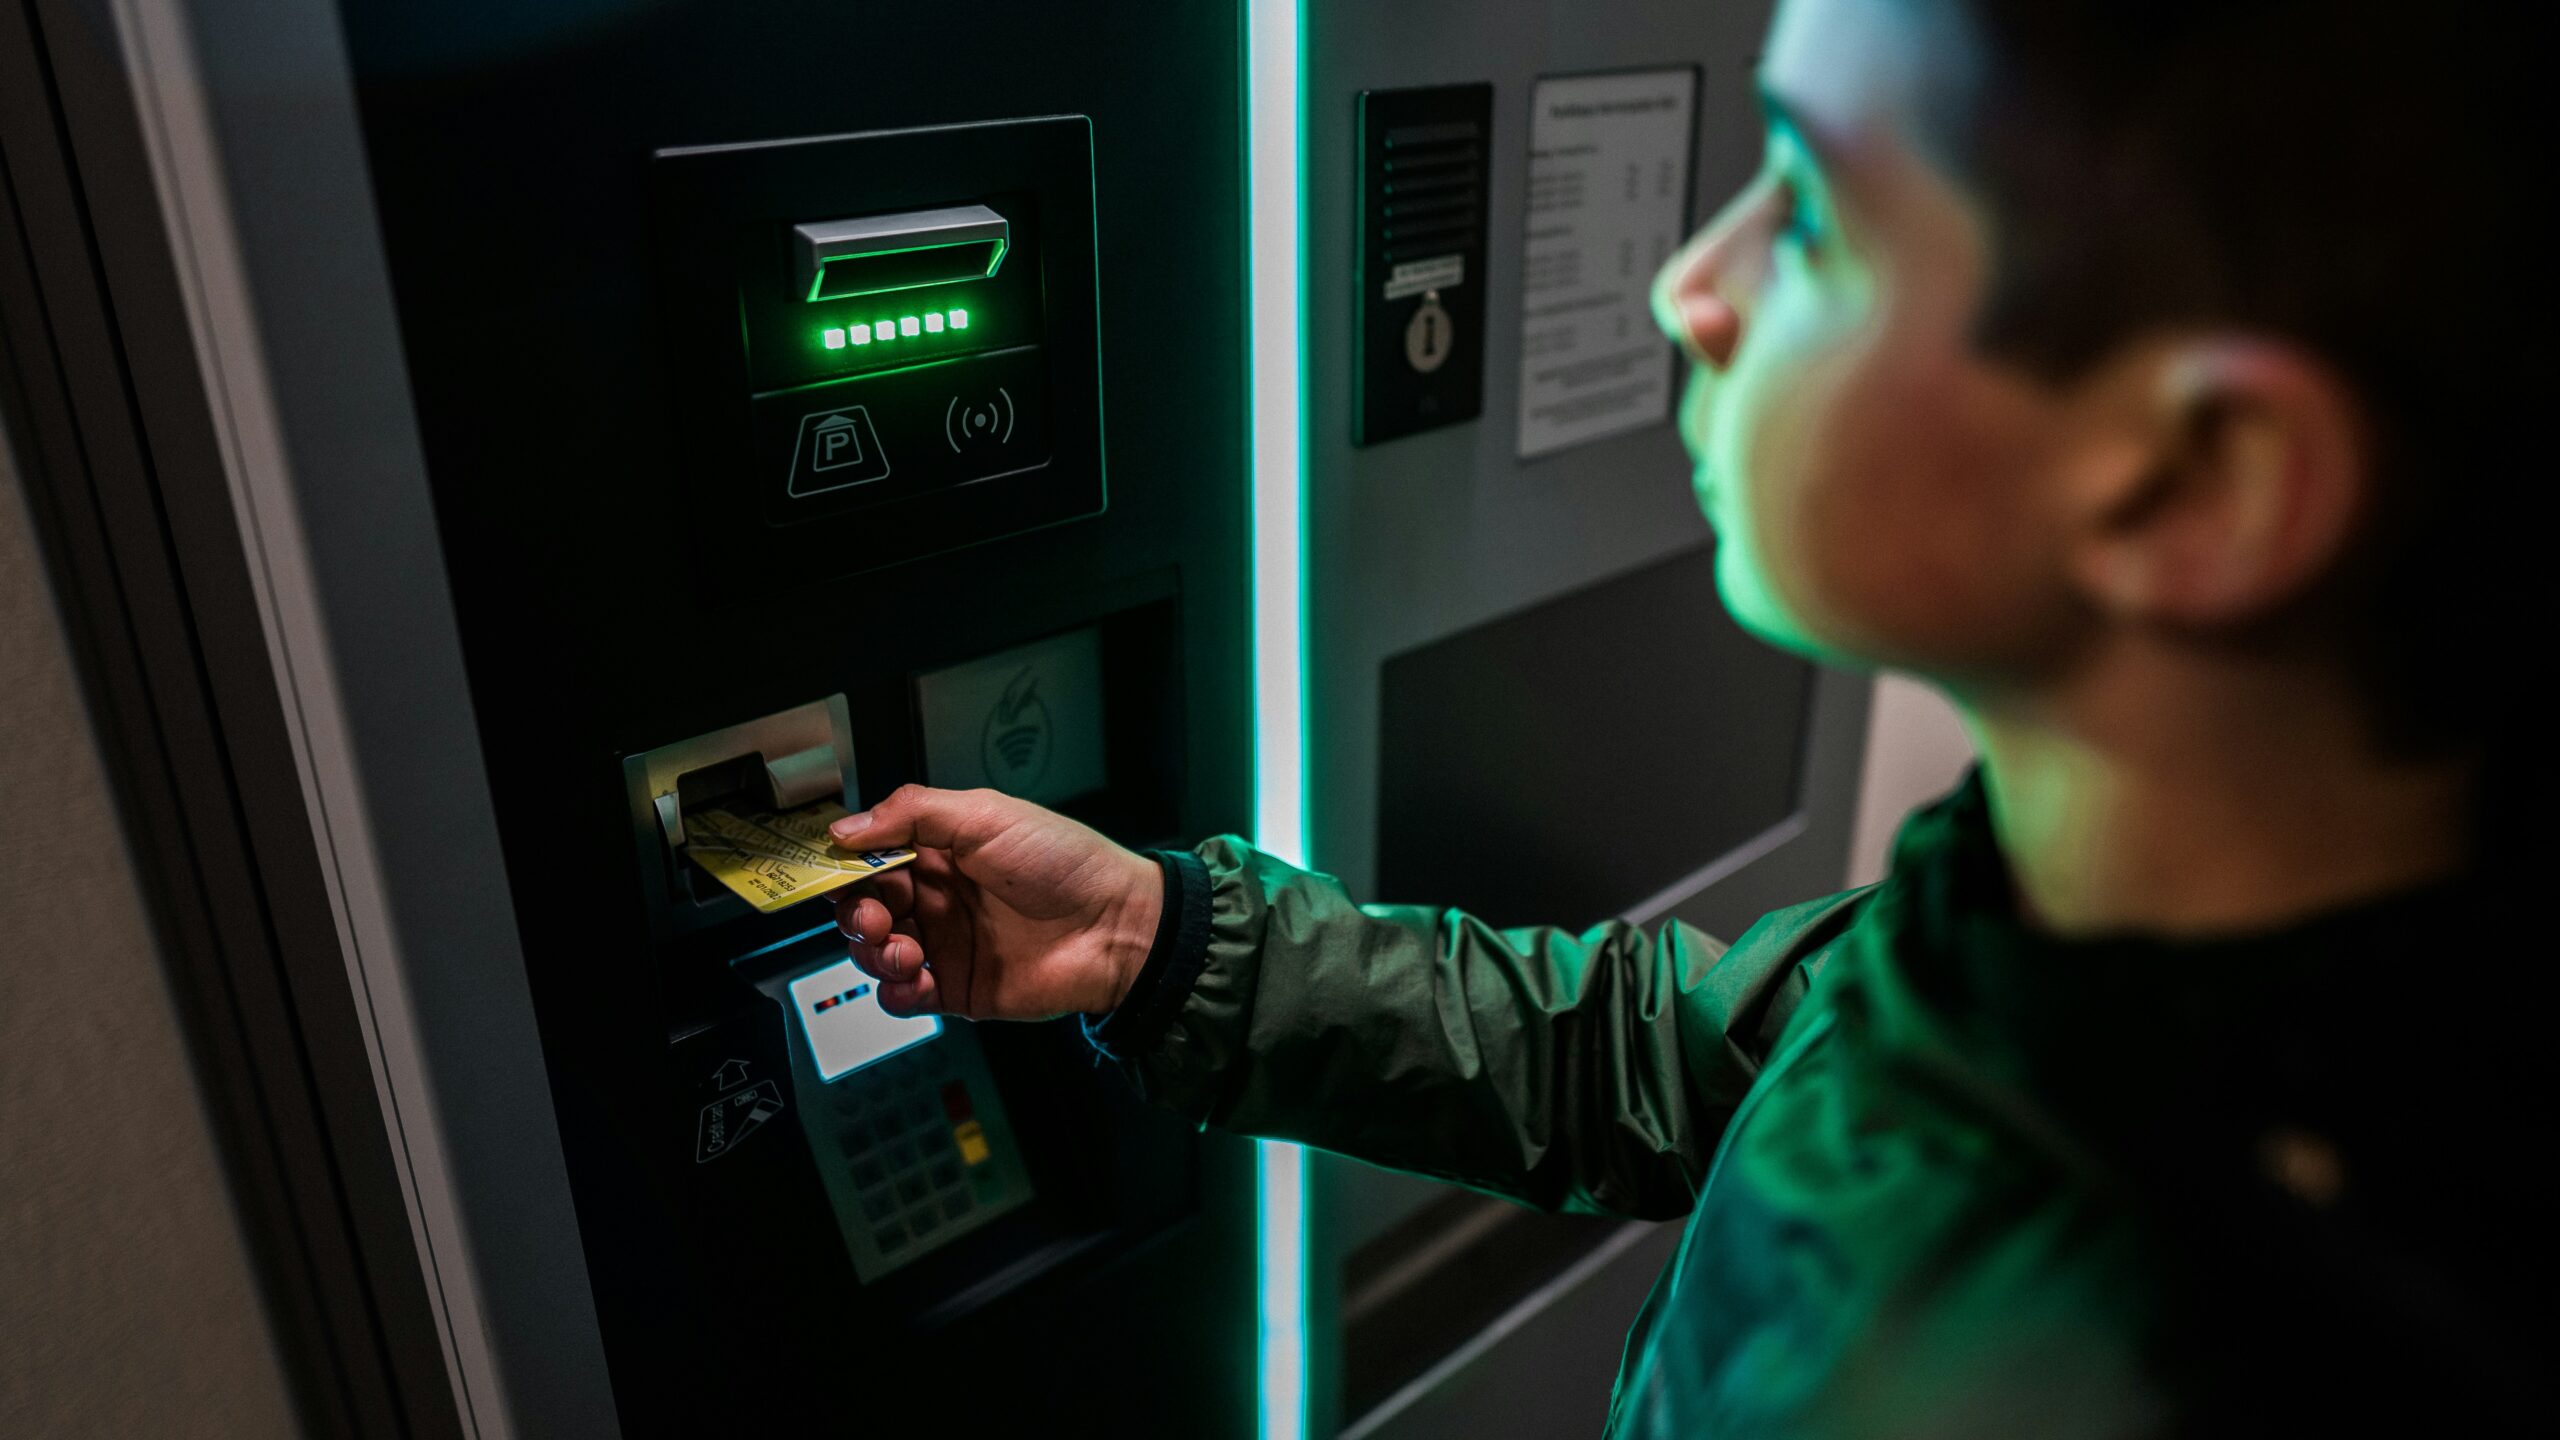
[1354,83,1494,446]
[654,118,1104,578]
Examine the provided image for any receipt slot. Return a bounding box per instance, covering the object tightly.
[793,204,1011,302]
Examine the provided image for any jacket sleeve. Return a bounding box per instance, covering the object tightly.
[1088,836,1861,1221]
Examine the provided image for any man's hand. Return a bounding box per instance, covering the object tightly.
[828,785,1163,1020]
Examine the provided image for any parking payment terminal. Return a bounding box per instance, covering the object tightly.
[474,51,1243,1423]
[0,0,1258,1418]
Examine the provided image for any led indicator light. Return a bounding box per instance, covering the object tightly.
[849,325,871,345]
[876,319,895,340]
[925,312,945,333]
[822,327,846,350]
[900,316,921,337]
[949,308,969,329]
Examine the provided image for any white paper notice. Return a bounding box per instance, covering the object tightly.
[1517,68,1698,460]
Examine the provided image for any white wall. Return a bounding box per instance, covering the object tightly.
[1847,672,1977,887]
[1,434,301,1437]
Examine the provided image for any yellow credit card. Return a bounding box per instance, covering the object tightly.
[683,800,916,913]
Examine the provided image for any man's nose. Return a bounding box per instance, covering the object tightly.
[1653,229,1745,371]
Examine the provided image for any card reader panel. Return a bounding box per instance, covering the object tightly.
[751,935,1035,1282]
[623,696,857,932]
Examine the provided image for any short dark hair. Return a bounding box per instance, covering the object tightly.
[1926,0,2541,774]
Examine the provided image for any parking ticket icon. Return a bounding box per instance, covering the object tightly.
[787,404,891,497]
[811,414,862,469]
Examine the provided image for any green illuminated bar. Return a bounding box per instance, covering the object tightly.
[1247,1,1311,1438]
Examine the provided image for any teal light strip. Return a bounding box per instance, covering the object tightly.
[1257,1137,1308,1439]
[1246,0,1309,1437]
[1247,18,1306,864]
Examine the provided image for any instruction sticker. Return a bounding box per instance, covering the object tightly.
[1516,67,1698,460]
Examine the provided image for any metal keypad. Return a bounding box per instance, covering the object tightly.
[750,941,1037,1285]
[819,1041,1021,1270]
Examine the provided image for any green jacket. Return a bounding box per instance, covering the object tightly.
[1093,777,2543,1435]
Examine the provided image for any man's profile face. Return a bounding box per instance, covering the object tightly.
[1655,0,2087,680]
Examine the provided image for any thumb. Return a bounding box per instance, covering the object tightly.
[829,784,993,853]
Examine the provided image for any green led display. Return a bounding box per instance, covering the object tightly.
[813,308,981,355]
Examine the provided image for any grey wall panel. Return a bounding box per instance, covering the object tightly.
[1349,1224,1684,1440]
[1,431,303,1440]
[1300,3,1875,1433]
[1307,0,1781,898]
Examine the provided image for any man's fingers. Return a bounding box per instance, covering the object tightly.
[876,963,942,1018]
[829,783,1001,853]
[835,889,916,981]
[845,922,928,985]
[836,892,893,947]
[875,931,926,983]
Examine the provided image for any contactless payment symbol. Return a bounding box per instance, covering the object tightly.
[787,403,891,497]
[944,387,1016,454]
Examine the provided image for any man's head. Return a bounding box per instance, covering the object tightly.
[1657,0,2531,758]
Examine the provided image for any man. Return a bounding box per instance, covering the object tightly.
[827,0,2548,1430]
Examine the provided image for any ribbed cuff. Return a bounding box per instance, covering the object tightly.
[1083,847,1214,1063]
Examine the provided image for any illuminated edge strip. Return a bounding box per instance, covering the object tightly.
[1246,0,1309,1437]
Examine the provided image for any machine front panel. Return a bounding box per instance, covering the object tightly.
[331,2,1257,1430]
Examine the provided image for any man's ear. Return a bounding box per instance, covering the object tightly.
[2064,339,2370,628]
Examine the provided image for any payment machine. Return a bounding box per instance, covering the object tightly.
[543,41,1247,1432]
[0,0,1255,1434]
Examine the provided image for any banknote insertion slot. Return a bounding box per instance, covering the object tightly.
[794,203,1010,302]
[624,695,858,922]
